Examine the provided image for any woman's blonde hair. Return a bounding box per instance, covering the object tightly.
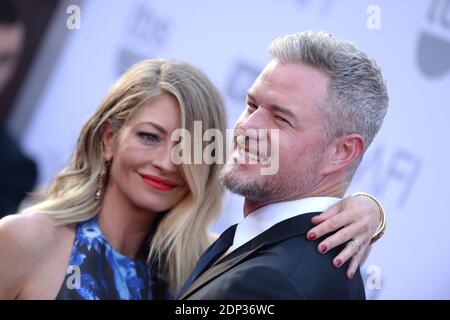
[22,59,227,295]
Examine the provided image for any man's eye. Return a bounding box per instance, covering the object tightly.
[138,132,160,143]
[247,103,258,111]
[274,115,290,125]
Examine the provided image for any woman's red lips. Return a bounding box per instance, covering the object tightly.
[139,174,178,191]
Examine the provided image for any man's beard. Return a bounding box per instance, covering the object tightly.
[218,158,320,202]
[219,162,279,201]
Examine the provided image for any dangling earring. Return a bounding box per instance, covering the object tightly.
[95,160,109,201]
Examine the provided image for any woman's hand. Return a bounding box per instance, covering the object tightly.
[306,194,382,279]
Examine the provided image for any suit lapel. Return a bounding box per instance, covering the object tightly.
[180,242,266,299]
[180,211,322,300]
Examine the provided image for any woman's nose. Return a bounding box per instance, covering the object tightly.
[151,147,177,173]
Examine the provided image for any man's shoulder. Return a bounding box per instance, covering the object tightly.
[285,235,366,299]
[260,228,366,299]
[245,233,310,270]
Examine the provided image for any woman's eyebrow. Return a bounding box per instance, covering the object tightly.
[138,121,167,135]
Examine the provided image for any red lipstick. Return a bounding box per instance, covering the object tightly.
[139,173,178,191]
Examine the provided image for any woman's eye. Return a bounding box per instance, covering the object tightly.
[138,132,160,143]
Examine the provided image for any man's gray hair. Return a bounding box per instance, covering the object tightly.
[269,31,388,153]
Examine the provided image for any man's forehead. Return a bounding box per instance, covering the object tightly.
[250,60,328,107]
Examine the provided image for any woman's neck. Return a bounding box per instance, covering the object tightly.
[97,183,160,259]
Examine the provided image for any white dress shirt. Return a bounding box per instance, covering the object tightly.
[229,197,341,252]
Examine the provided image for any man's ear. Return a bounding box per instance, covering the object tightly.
[321,133,365,175]
[101,120,115,162]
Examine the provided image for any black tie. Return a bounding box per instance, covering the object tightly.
[176,224,237,298]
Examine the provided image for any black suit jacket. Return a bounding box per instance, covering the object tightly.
[180,212,365,300]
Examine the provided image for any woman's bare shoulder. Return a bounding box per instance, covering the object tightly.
[0,212,58,247]
[0,212,62,299]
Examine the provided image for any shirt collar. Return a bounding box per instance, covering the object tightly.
[230,197,341,252]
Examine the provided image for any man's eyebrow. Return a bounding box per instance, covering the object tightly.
[138,121,167,134]
[248,92,297,121]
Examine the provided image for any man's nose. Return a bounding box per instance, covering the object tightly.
[239,107,271,131]
[236,108,274,156]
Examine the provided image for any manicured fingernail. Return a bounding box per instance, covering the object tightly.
[335,259,342,267]
[307,232,316,240]
[319,245,327,254]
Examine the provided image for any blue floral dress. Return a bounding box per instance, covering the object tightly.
[56,217,154,300]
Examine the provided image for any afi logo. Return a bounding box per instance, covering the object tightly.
[417,0,450,78]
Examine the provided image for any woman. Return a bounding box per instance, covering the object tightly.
[0,59,382,299]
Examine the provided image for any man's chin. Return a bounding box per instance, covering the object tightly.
[225,163,262,180]
[222,176,272,201]
[219,165,268,198]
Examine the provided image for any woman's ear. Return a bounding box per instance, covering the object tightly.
[101,120,115,162]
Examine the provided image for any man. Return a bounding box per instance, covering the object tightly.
[0,0,37,218]
[178,31,388,299]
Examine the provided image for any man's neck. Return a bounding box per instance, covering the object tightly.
[243,178,348,217]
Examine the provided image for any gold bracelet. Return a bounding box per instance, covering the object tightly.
[351,192,386,244]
